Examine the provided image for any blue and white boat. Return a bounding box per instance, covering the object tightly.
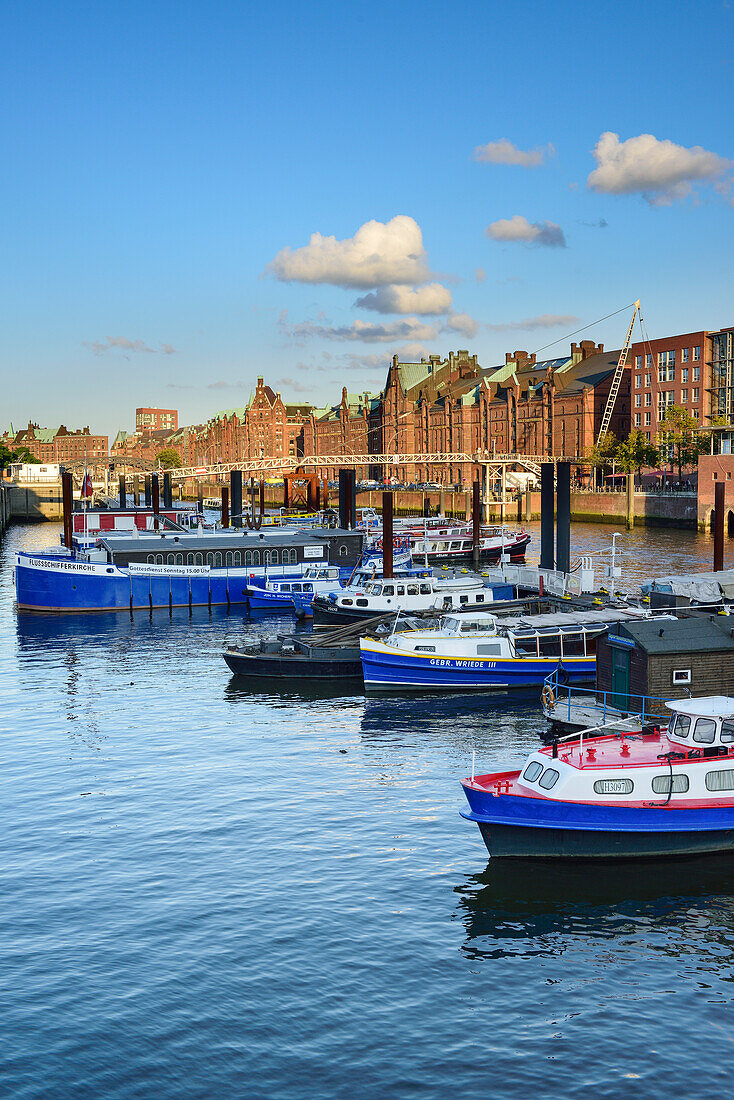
[246,548,415,612]
[359,607,656,693]
[15,525,365,613]
[462,696,734,860]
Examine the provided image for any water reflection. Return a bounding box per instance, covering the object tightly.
[456,856,734,960]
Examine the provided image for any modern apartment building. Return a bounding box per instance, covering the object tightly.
[136,407,178,432]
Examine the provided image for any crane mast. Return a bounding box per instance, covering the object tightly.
[596,300,641,445]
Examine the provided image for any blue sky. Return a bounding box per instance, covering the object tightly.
[2,0,733,441]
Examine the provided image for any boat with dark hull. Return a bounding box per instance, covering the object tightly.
[462,697,734,860]
[224,635,364,681]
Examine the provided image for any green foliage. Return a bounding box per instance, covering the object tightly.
[155,448,182,469]
[0,442,41,467]
[657,405,710,484]
[586,432,618,470]
[615,430,660,476]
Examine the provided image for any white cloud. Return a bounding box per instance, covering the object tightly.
[587,131,730,202]
[354,282,452,315]
[283,317,439,344]
[207,380,247,390]
[474,139,553,167]
[475,267,487,283]
[266,215,431,289]
[397,343,432,360]
[486,313,579,332]
[274,376,313,394]
[486,216,566,247]
[83,336,176,356]
[443,313,479,338]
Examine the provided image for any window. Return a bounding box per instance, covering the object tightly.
[645,354,652,370]
[681,390,688,404]
[682,367,689,382]
[594,778,634,795]
[692,408,700,420]
[356,599,368,607]
[419,583,432,594]
[561,633,585,657]
[225,552,233,566]
[407,584,418,595]
[339,545,348,557]
[670,713,691,739]
[635,373,641,388]
[514,635,539,657]
[396,585,405,596]
[635,356,642,369]
[383,585,394,595]
[477,643,502,655]
[195,553,203,566]
[692,388,699,402]
[721,720,734,743]
[341,598,353,606]
[635,394,642,407]
[175,553,183,565]
[156,554,163,564]
[539,768,560,790]
[538,634,561,657]
[652,774,689,795]
[693,346,701,361]
[693,365,700,381]
[693,718,717,744]
[682,347,690,363]
[645,371,651,386]
[645,392,651,406]
[706,769,734,792]
[523,761,543,782]
[214,552,222,568]
[234,552,241,566]
[253,551,260,565]
[147,554,155,563]
[459,594,469,605]
[672,669,691,684]
[635,413,641,426]
[475,593,485,603]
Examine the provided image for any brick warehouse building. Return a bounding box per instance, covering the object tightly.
[12,423,108,464]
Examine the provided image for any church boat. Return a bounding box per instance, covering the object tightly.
[14,526,364,612]
[461,697,734,860]
[359,607,659,693]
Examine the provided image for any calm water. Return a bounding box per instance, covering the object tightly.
[2,522,734,1099]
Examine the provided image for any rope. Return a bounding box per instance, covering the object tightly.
[530,302,637,357]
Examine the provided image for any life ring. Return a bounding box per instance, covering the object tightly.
[542,685,555,710]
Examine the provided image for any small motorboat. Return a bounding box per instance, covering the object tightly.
[461,696,734,860]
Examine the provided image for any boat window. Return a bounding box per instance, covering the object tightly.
[383,585,394,595]
[291,584,301,592]
[420,583,432,594]
[147,555,155,564]
[721,720,734,743]
[225,552,233,566]
[195,553,203,566]
[593,778,634,795]
[244,551,252,566]
[341,598,353,606]
[652,774,690,794]
[670,713,691,739]
[459,595,469,605]
[396,586,405,595]
[538,634,561,658]
[523,761,542,782]
[477,644,502,655]
[449,541,462,551]
[234,552,241,566]
[156,554,163,564]
[693,718,717,744]
[415,645,436,652]
[407,585,418,595]
[356,599,368,607]
[706,769,734,791]
[514,635,539,657]
[561,633,584,657]
[372,585,382,595]
[303,584,313,592]
[539,768,560,790]
[214,552,222,568]
[271,550,279,564]
[475,593,485,603]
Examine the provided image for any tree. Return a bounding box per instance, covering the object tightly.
[586,433,618,487]
[0,442,40,467]
[155,448,182,469]
[657,405,710,486]
[615,430,660,487]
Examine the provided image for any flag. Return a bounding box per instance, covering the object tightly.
[81,470,93,498]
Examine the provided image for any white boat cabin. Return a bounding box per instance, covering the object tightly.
[327,576,495,615]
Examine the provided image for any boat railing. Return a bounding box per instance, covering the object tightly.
[542,668,670,728]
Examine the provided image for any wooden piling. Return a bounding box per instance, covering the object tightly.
[382,492,394,578]
[221,486,230,528]
[714,481,725,571]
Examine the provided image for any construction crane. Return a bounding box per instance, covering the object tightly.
[596,299,641,444]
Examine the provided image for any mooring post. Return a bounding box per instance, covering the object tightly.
[382,491,394,578]
[62,471,73,548]
[221,486,230,528]
[197,481,204,514]
[306,476,315,512]
[339,469,356,528]
[714,480,725,571]
[524,487,532,523]
[144,475,152,508]
[539,463,555,571]
[230,470,242,528]
[151,474,160,530]
[556,462,571,575]
[118,474,126,510]
[472,479,481,569]
[283,476,291,511]
[259,478,265,516]
[626,472,635,531]
[162,472,172,510]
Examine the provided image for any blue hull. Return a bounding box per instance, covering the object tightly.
[361,648,594,692]
[462,787,734,859]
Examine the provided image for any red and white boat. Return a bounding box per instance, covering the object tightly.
[394,521,530,564]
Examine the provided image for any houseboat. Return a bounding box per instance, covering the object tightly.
[461,696,734,860]
[359,607,658,693]
[312,574,514,628]
[15,526,365,612]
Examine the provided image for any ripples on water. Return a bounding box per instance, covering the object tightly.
[1,522,733,1099]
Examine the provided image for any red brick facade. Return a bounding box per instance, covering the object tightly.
[13,423,108,464]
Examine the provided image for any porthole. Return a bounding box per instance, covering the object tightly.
[523,761,542,782]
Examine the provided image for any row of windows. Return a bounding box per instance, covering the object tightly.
[635,366,700,387]
[634,347,701,370]
[144,548,300,567]
[635,409,700,427]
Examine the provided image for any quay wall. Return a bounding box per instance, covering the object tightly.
[0,484,10,535]
[4,479,64,522]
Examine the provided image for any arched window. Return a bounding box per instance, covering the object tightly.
[225,551,234,566]
[233,551,241,566]
[339,544,348,557]
[175,553,183,565]
[147,554,155,564]
[271,550,279,564]
[187,554,194,565]
[206,553,214,566]
[253,550,260,565]
[156,554,163,564]
[214,552,222,568]
[167,554,175,564]
[195,553,203,566]
[244,550,252,566]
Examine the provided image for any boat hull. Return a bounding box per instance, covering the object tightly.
[361,644,594,692]
[223,649,362,680]
[462,786,734,859]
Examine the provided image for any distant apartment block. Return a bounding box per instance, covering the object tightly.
[11,423,108,464]
[136,407,178,432]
